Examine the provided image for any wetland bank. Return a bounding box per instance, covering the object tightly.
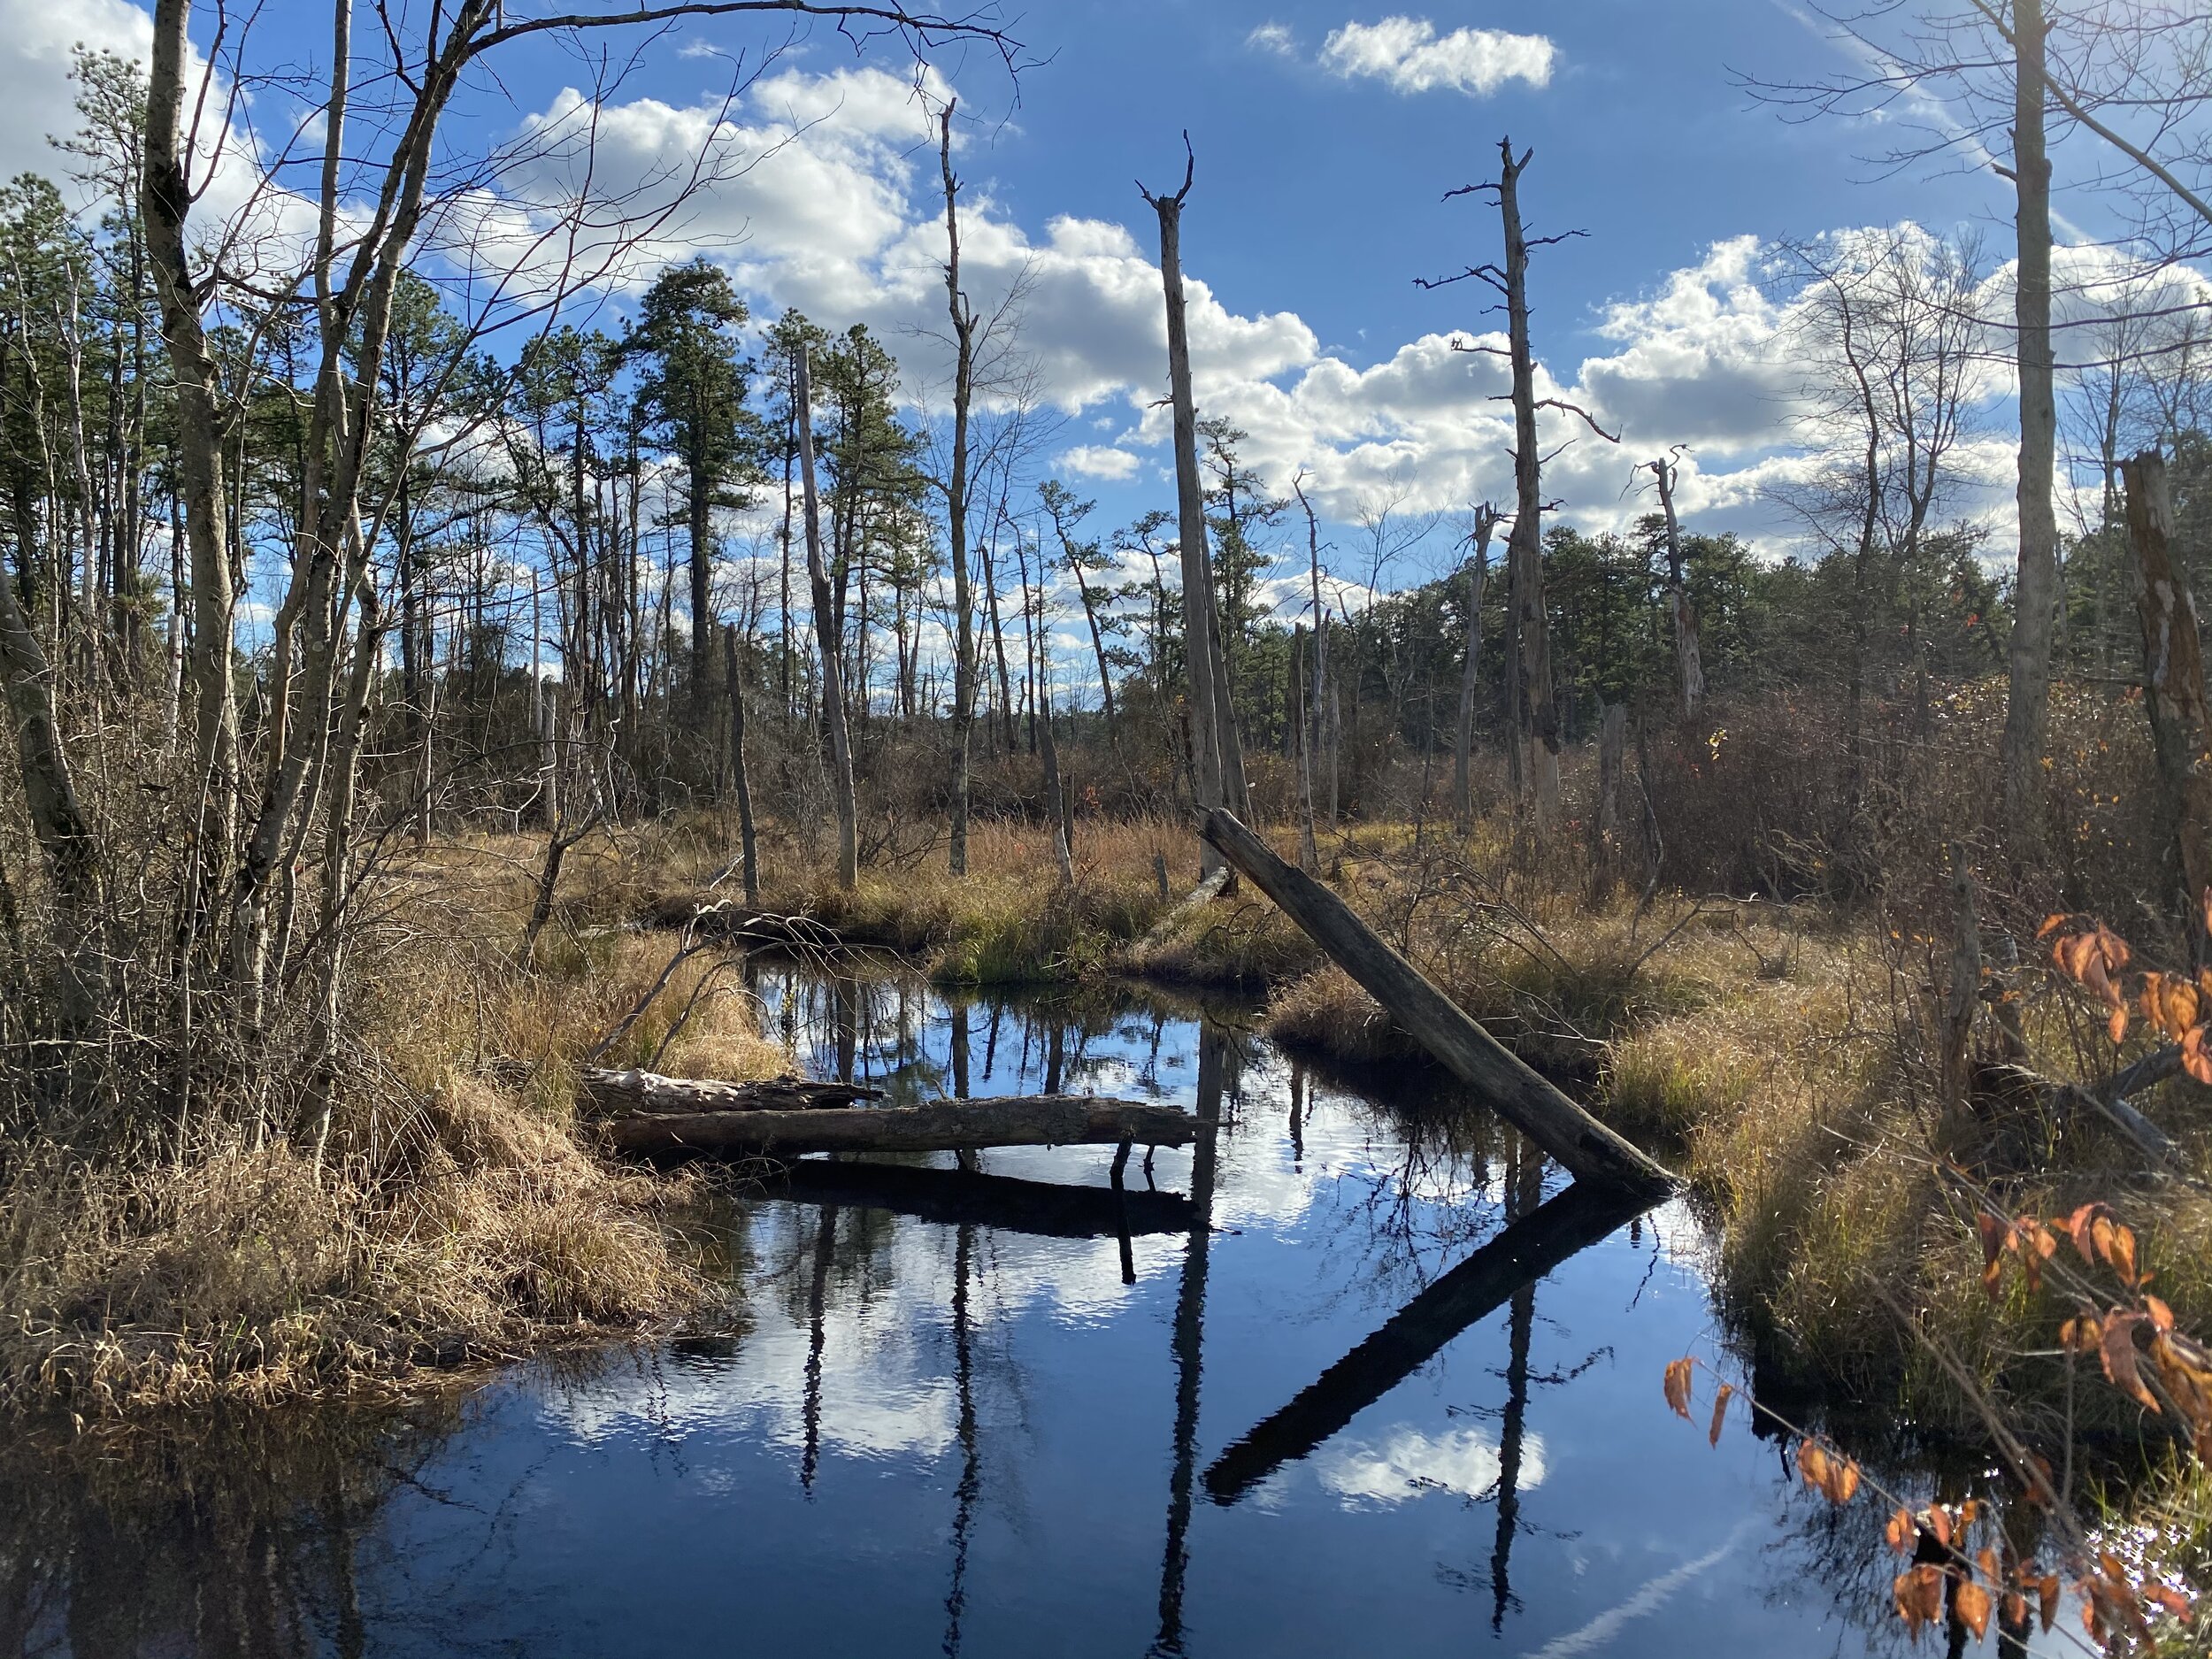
[0,962,1996,1657]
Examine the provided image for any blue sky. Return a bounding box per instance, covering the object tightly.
[0,0,2184,626]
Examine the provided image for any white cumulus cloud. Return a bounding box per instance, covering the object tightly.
[1057,444,1141,481]
[1319,17,1556,98]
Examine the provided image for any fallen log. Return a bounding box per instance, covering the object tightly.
[604,1094,1206,1160]
[1198,809,1677,1191]
[575,1068,883,1118]
[767,1158,1196,1238]
[1205,1179,1647,1502]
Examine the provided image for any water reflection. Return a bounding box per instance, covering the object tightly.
[1,963,2058,1657]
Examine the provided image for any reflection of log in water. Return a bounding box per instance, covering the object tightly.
[1150,1024,1225,1659]
[769,1158,1194,1239]
[941,1220,980,1659]
[801,1202,838,1495]
[1203,1179,1647,1503]
[1490,1140,1543,1631]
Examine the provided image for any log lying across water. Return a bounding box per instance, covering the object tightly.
[604,1094,1206,1160]
[1199,809,1678,1192]
[575,1068,883,1118]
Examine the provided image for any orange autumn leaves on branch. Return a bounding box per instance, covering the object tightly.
[1661,1345,2202,1646]
[2041,893,2212,1081]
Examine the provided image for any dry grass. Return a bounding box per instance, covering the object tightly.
[0,825,797,1420]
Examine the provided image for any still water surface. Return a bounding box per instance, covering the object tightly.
[9,965,2064,1656]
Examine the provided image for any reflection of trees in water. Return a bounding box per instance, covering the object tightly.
[0,1402,475,1658]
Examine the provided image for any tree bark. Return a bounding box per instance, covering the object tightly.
[1648,456,1704,719]
[1200,808,1676,1190]
[603,1094,1205,1159]
[2124,451,2212,943]
[1495,141,1562,826]
[1454,505,1498,832]
[940,102,980,878]
[2001,0,2059,857]
[796,348,858,890]
[144,0,241,910]
[723,624,761,906]
[1145,148,1248,870]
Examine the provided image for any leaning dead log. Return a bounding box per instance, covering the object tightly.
[575,1069,883,1118]
[1199,809,1677,1191]
[1977,1056,2187,1176]
[604,1094,1206,1160]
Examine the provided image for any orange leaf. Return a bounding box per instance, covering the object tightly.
[1663,1356,1694,1420]
[1893,1563,1945,1639]
[1885,1507,1915,1555]
[2186,1031,2212,1087]
[2038,913,2070,941]
[2093,1213,2117,1267]
[2070,1203,2104,1264]
[2149,1581,2192,1619]
[2002,1590,2027,1627]
[1799,1440,1831,1496]
[2148,1295,2177,1333]
[2109,1004,2130,1044]
[2109,1224,2139,1286]
[1927,1505,1953,1549]
[1956,1580,1993,1640]
[1830,1458,1861,1504]
[1708,1382,1733,1448]
[2102,1310,2162,1413]
[1977,1547,2000,1584]
[2039,1574,2061,1632]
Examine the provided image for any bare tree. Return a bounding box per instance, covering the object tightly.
[936,97,981,878]
[1141,137,1248,870]
[1453,503,1502,832]
[1642,454,1705,720]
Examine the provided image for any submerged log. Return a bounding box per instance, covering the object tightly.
[1204,1179,1648,1502]
[1198,809,1677,1191]
[575,1069,883,1118]
[605,1094,1206,1160]
[767,1159,1196,1238]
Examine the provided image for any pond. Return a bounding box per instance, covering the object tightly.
[4,963,2067,1656]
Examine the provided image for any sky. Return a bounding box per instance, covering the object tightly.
[0,0,2187,615]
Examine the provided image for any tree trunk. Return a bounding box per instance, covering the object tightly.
[723,625,761,906]
[1200,808,1675,1190]
[1649,457,1704,719]
[2001,0,2059,858]
[1495,141,1562,826]
[0,500,104,1028]
[2124,451,2212,947]
[940,103,979,877]
[796,349,858,890]
[1146,152,1248,869]
[1454,506,1497,832]
[604,1094,1204,1160]
[144,0,241,913]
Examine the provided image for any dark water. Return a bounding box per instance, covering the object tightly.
[3,965,2068,1657]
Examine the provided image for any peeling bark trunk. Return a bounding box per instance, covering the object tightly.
[2124,450,2212,946]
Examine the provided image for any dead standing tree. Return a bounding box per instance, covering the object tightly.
[936,97,982,878]
[1141,137,1248,875]
[1419,138,1615,829]
[797,347,859,891]
[1453,503,1502,833]
[1643,451,1704,721]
